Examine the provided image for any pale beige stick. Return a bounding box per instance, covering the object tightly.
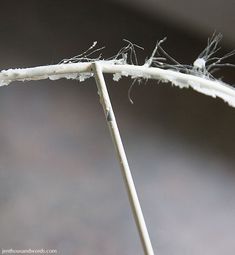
[93,62,155,255]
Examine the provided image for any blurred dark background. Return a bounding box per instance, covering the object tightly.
[0,1,235,254]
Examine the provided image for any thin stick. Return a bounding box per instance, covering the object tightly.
[92,62,155,255]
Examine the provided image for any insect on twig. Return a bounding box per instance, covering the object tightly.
[147,33,235,79]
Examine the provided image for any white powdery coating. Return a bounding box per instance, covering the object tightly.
[103,63,235,108]
[78,72,93,82]
[0,61,235,108]
[113,73,122,81]
[0,63,92,84]
[161,70,235,108]
[49,73,78,80]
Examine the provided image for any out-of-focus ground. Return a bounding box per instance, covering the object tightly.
[0,1,235,255]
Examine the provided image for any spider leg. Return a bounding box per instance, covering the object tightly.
[145,37,167,66]
[207,50,235,71]
[157,45,181,65]
[198,33,222,60]
[210,63,235,68]
[128,79,137,104]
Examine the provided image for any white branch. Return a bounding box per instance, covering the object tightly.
[0,63,92,84]
[1,61,235,107]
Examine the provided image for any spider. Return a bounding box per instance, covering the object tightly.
[146,33,235,79]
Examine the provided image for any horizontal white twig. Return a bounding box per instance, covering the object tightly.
[0,61,235,107]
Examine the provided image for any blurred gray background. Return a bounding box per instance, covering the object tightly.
[0,1,235,254]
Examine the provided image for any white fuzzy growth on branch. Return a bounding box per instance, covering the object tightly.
[0,62,92,86]
[0,61,235,107]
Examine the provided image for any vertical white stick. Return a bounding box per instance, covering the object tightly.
[93,62,155,255]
